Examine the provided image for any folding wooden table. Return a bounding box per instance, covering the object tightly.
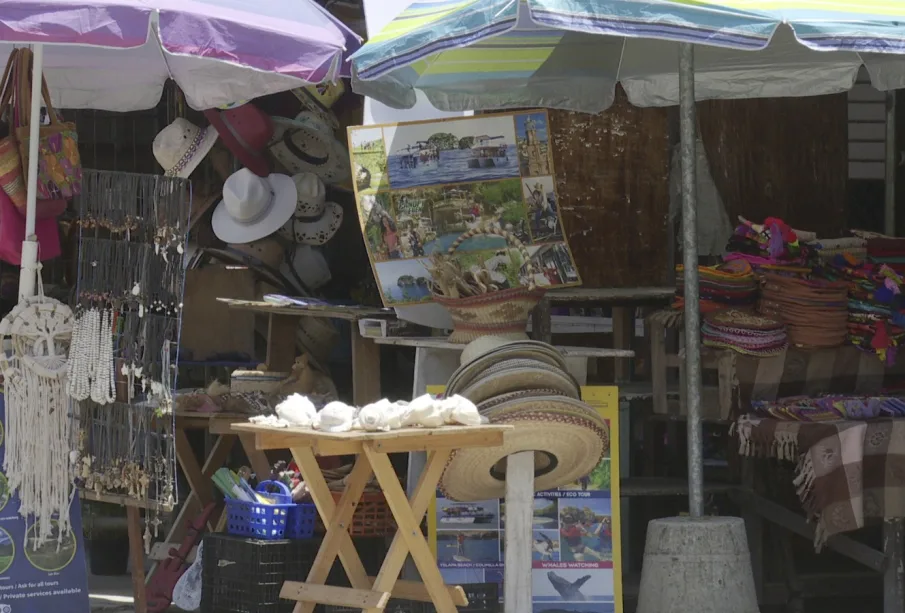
[232,422,512,613]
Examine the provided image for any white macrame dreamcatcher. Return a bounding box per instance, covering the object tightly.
[0,267,76,545]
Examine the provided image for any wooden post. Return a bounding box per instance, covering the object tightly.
[612,306,633,382]
[127,506,147,613]
[266,313,298,371]
[504,451,534,613]
[351,332,381,406]
[884,518,905,613]
[531,298,552,344]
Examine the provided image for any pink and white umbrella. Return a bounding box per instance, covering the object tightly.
[0,0,360,111]
[0,0,361,296]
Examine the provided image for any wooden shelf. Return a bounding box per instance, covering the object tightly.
[621,477,736,498]
[371,336,635,358]
[546,287,675,305]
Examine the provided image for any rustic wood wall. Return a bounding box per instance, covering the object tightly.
[548,91,849,289]
[549,90,672,288]
[698,94,848,238]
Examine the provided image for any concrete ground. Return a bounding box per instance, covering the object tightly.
[88,572,182,613]
[88,573,134,613]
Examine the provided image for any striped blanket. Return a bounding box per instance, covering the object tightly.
[736,416,905,546]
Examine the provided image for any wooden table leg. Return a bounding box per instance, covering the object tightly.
[127,506,147,613]
[238,432,272,482]
[149,432,236,582]
[367,448,465,613]
[364,445,458,613]
[351,331,381,406]
[291,448,372,613]
[504,451,534,613]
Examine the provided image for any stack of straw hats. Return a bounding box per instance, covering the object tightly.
[439,337,609,502]
[759,274,848,348]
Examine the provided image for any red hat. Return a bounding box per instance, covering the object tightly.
[203,103,274,178]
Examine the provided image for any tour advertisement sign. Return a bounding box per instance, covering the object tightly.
[426,386,622,613]
[347,111,581,307]
[0,395,90,612]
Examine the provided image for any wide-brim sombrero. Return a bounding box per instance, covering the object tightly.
[440,396,609,501]
[455,362,581,405]
[447,340,569,395]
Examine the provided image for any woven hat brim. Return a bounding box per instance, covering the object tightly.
[440,410,608,502]
[449,355,571,397]
[482,396,609,433]
[447,345,569,395]
[456,366,581,405]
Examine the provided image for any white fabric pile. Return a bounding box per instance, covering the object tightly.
[249,393,484,432]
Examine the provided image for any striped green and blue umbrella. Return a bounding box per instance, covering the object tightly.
[350,0,905,113]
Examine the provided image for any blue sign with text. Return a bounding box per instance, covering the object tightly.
[0,395,90,613]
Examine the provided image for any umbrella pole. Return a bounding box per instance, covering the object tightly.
[17,43,44,300]
[678,42,705,518]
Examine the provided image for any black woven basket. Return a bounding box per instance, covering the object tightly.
[203,534,388,613]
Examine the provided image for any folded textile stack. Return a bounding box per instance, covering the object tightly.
[701,309,788,357]
[807,236,867,262]
[825,255,905,365]
[724,216,813,276]
[759,274,848,348]
[868,237,905,276]
[673,260,758,313]
[439,337,608,501]
[750,394,905,421]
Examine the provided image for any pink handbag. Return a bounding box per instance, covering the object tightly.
[0,188,61,265]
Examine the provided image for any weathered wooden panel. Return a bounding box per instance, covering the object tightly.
[549,89,672,288]
[698,94,848,237]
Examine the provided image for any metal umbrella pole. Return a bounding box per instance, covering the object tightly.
[678,42,705,518]
[17,42,44,300]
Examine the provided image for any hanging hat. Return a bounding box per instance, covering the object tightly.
[455,360,581,405]
[279,202,343,246]
[204,103,274,178]
[280,244,332,294]
[211,168,297,244]
[290,173,327,217]
[153,118,219,178]
[291,86,341,130]
[440,396,609,501]
[269,112,350,185]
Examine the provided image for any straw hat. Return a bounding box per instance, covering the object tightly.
[440,396,609,501]
[269,112,350,185]
[153,118,219,178]
[447,339,570,397]
[455,361,580,405]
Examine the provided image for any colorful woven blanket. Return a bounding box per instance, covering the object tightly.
[736,415,905,547]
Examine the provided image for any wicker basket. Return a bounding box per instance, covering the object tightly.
[432,227,546,344]
[315,490,396,537]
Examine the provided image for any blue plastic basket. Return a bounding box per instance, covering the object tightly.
[285,502,318,539]
[225,480,294,540]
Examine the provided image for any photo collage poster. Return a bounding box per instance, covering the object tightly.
[347,111,582,307]
[425,386,622,613]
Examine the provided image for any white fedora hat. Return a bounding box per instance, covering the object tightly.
[153,118,219,179]
[269,112,350,185]
[211,168,297,244]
